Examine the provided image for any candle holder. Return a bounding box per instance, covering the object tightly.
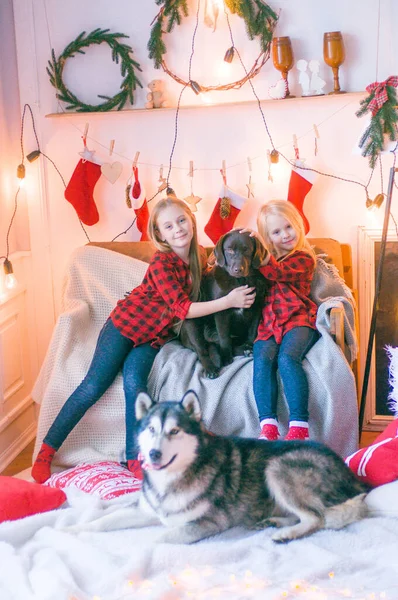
[323,31,346,94]
[272,36,295,98]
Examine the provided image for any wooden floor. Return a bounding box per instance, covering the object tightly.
[1,439,36,477]
[0,431,380,478]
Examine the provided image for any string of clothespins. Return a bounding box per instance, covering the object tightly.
[76,122,322,179]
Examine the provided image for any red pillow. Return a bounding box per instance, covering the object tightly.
[345,420,398,487]
[45,461,141,500]
[0,476,67,523]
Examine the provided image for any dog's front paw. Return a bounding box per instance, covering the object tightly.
[242,344,253,357]
[205,368,220,379]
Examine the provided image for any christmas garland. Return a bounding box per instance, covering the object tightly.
[148,0,278,91]
[47,29,143,112]
[356,77,398,168]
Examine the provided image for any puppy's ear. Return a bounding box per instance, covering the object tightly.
[213,235,226,267]
[252,236,267,268]
[135,392,154,420]
[181,390,202,421]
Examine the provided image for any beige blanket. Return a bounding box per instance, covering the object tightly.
[33,246,359,468]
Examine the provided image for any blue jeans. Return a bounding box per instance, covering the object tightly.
[253,326,319,423]
[43,318,158,460]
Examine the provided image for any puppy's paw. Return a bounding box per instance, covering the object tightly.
[205,368,220,379]
[242,344,253,357]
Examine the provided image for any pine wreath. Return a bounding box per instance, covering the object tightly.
[356,77,398,168]
[47,29,143,112]
[148,0,278,91]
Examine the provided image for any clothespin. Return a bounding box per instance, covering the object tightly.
[313,124,320,156]
[188,160,194,178]
[158,163,167,192]
[246,157,254,198]
[133,151,140,169]
[293,134,300,162]
[220,160,227,185]
[109,139,115,157]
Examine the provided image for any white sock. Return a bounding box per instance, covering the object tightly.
[289,421,309,429]
[260,418,279,428]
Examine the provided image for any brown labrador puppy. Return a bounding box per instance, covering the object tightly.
[180,230,268,378]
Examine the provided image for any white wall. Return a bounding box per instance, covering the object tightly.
[12,0,398,316]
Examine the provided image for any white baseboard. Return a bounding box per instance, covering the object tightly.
[0,421,36,474]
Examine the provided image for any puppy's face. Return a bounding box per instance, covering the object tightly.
[214,231,265,277]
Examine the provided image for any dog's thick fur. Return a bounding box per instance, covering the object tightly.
[67,391,369,544]
[180,231,268,377]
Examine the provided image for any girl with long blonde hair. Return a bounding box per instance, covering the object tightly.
[32,196,255,484]
[253,199,318,442]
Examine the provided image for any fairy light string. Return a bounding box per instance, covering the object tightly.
[20,0,395,247]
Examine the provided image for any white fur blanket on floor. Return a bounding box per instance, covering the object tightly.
[32,246,359,468]
[0,484,398,600]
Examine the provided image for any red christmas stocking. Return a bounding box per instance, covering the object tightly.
[287,161,317,234]
[129,166,150,241]
[204,186,247,244]
[64,159,101,226]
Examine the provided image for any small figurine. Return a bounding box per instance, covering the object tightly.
[145,79,169,109]
[308,60,326,96]
[296,59,310,96]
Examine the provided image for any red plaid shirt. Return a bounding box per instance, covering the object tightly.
[257,251,317,344]
[111,250,202,348]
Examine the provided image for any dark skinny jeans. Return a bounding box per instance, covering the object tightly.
[253,326,319,423]
[43,318,158,460]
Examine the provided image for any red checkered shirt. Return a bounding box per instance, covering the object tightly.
[110,250,201,348]
[257,251,317,344]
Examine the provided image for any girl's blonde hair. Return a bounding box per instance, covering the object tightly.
[148,196,202,301]
[257,199,316,262]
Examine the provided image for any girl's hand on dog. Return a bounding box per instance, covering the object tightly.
[226,285,256,309]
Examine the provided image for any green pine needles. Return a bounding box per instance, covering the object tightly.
[148,0,278,70]
[47,29,143,112]
[356,84,398,168]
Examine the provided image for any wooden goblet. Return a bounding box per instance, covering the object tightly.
[323,31,346,94]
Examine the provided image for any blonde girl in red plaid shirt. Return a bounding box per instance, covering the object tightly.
[32,196,255,484]
[253,200,319,441]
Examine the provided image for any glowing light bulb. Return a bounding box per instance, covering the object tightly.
[16,163,26,186]
[5,273,17,290]
[3,259,17,290]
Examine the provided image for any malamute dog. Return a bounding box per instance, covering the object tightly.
[69,391,369,544]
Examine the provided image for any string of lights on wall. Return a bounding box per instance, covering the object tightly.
[2,1,394,292]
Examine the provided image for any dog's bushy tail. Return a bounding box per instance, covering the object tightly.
[324,493,368,530]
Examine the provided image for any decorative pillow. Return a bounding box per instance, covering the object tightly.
[44,461,141,500]
[0,476,67,523]
[345,420,398,487]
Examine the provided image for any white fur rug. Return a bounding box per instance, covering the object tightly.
[0,486,397,600]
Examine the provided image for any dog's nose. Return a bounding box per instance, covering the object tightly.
[149,449,162,462]
[233,265,243,274]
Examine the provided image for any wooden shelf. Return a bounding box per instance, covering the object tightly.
[45,91,365,118]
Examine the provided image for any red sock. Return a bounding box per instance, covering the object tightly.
[64,158,101,226]
[285,424,309,441]
[127,459,143,480]
[31,443,56,483]
[259,423,279,441]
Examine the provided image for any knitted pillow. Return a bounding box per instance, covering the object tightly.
[0,476,67,523]
[44,461,141,500]
[345,420,398,487]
